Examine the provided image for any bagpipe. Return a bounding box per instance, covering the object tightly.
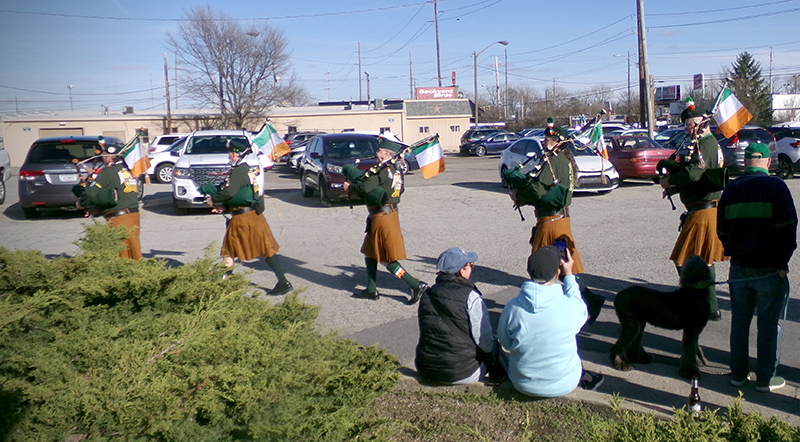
[656,114,727,211]
[503,111,606,221]
[360,134,439,179]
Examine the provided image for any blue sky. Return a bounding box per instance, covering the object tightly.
[1,0,798,115]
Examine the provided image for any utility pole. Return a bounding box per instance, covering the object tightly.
[494,56,501,114]
[164,53,172,133]
[504,48,508,120]
[434,0,442,87]
[358,43,363,101]
[636,0,655,138]
[409,51,414,99]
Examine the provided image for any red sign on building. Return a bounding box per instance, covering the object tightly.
[416,87,458,99]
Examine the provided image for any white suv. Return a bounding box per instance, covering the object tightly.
[148,133,189,155]
[171,130,266,215]
[770,123,800,179]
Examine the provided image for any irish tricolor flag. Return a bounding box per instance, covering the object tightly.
[412,135,445,179]
[122,136,151,177]
[588,122,607,159]
[252,121,291,164]
[712,85,753,138]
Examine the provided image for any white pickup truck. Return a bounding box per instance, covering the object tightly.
[0,142,11,205]
[171,130,268,215]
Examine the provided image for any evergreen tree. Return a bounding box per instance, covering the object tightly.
[725,52,772,125]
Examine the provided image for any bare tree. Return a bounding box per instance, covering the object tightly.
[168,6,308,128]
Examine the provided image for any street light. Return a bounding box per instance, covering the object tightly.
[473,40,508,127]
[364,71,370,105]
[614,52,634,117]
[67,85,73,112]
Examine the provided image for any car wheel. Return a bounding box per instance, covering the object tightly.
[777,157,793,179]
[155,163,174,184]
[475,146,487,157]
[0,178,5,205]
[397,159,409,174]
[173,198,189,216]
[500,165,509,188]
[22,207,39,219]
[301,173,314,197]
[136,176,145,201]
[318,176,332,207]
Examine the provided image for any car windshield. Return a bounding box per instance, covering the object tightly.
[324,139,378,159]
[569,144,599,157]
[185,135,249,155]
[27,141,111,164]
[616,137,661,150]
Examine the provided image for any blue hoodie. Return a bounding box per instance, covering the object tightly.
[497,275,588,397]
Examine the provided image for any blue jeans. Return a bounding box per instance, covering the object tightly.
[728,265,789,386]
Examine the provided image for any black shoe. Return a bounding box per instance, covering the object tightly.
[408,282,428,305]
[580,371,604,391]
[270,281,293,296]
[709,311,722,321]
[352,289,379,300]
[222,269,233,280]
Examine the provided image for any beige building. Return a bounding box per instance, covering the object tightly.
[1,99,471,166]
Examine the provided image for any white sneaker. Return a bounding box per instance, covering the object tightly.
[755,376,785,393]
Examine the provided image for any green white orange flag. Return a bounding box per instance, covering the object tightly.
[588,122,608,159]
[412,135,445,179]
[252,121,291,164]
[712,85,753,138]
[121,136,150,177]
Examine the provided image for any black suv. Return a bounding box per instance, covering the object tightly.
[18,135,129,218]
[460,128,499,148]
[299,133,379,207]
[718,126,777,173]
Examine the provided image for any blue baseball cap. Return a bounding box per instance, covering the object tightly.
[437,247,478,274]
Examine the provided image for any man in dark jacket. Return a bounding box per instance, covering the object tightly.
[718,142,797,393]
[415,247,499,384]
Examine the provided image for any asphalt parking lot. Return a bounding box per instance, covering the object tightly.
[2,154,799,423]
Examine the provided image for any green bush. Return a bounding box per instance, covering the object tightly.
[0,223,399,441]
[589,394,800,442]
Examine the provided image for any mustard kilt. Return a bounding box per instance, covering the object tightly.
[530,214,584,274]
[222,210,280,261]
[361,209,407,264]
[109,212,142,261]
[669,206,728,266]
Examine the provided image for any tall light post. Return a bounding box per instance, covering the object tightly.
[614,52,632,117]
[473,40,508,127]
[364,72,370,105]
[67,85,73,112]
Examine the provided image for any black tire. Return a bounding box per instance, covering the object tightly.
[397,159,409,174]
[137,176,145,201]
[301,173,314,197]
[475,146,487,157]
[173,198,189,216]
[0,178,5,205]
[22,207,39,219]
[776,157,793,180]
[651,177,660,184]
[500,165,509,188]
[318,176,332,207]
[155,163,175,184]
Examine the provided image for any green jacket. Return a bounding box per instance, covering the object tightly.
[515,150,574,211]
[349,164,404,207]
[211,163,257,208]
[80,163,139,214]
[668,133,724,206]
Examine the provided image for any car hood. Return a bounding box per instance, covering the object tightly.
[575,155,616,173]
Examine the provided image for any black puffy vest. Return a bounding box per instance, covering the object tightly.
[415,273,481,383]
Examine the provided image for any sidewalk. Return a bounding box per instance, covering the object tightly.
[345,286,800,426]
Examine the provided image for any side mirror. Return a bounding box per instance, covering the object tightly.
[170,150,180,157]
[310,152,320,159]
[526,151,536,158]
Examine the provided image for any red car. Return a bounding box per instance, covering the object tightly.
[606,136,676,182]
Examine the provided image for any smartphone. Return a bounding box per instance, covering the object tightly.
[554,239,568,261]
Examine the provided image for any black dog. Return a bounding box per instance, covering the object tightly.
[610,255,712,379]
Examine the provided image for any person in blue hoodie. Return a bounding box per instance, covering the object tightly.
[497,246,603,397]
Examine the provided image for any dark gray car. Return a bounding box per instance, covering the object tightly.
[18,135,125,218]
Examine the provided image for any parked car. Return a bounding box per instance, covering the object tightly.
[284,131,326,166]
[460,131,521,156]
[769,123,800,179]
[18,135,126,218]
[146,136,186,184]
[299,133,380,207]
[148,133,189,155]
[717,126,777,174]
[0,142,11,205]
[654,128,685,145]
[172,130,266,215]
[460,128,500,148]
[518,127,544,138]
[498,138,619,194]
[606,135,676,182]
